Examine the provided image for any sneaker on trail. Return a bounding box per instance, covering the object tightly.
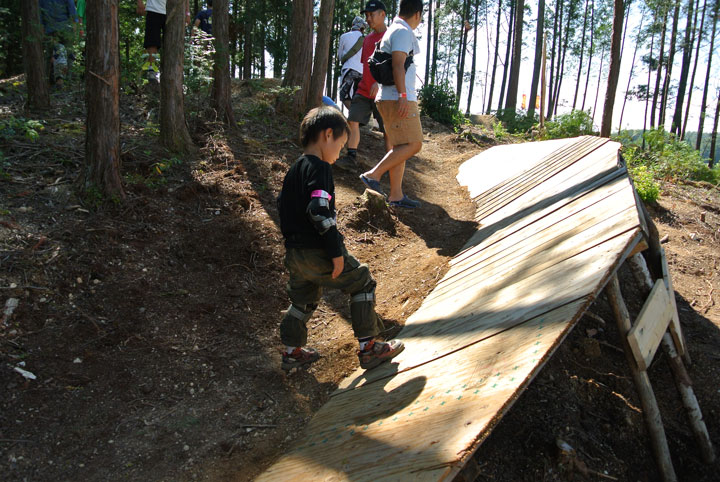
[281,347,320,371]
[358,339,405,370]
[334,155,358,171]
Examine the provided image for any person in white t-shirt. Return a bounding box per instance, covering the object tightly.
[136,0,190,83]
[337,16,367,109]
[359,0,424,209]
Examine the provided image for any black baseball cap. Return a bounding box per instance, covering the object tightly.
[361,0,387,13]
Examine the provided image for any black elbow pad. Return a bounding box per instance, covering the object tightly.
[307,190,336,235]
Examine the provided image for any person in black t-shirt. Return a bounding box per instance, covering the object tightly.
[277,107,405,371]
[192,0,212,35]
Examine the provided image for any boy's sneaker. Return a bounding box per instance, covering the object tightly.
[281,347,320,371]
[358,339,405,370]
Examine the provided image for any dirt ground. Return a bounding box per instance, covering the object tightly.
[1,79,719,481]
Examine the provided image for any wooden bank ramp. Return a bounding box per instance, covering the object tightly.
[258,136,647,481]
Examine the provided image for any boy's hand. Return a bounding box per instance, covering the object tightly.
[137,1,146,15]
[331,256,344,279]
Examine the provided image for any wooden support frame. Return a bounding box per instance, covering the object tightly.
[626,279,674,370]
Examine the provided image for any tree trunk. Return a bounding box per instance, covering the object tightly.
[650,8,668,129]
[528,0,546,119]
[283,0,313,116]
[504,0,524,112]
[456,0,471,105]
[551,0,564,115]
[161,0,194,154]
[498,0,516,111]
[431,0,440,84]
[618,11,645,133]
[696,0,718,150]
[308,0,334,110]
[573,0,590,110]
[710,88,720,168]
[486,0,503,113]
[212,0,235,125]
[671,0,695,134]
[243,0,252,79]
[425,0,433,86]
[581,0,595,110]
[600,0,625,137]
[592,44,605,123]
[643,9,657,142]
[84,0,124,199]
[659,0,680,127]
[553,0,575,116]
[466,0,480,115]
[547,0,560,116]
[683,0,706,138]
[20,0,50,111]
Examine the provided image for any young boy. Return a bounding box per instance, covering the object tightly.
[277,107,404,371]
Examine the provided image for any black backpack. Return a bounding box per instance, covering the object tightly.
[367,41,413,86]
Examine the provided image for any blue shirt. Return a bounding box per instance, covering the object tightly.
[39,0,78,34]
[195,8,212,35]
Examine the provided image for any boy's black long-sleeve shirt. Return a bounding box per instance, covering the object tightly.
[278,155,344,259]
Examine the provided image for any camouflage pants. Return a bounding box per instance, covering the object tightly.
[280,247,384,347]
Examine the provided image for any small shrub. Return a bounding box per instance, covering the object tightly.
[0,117,43,142]
[418,82,463,128]
[493,121,509,140]
[629,165,660,203]
[495,108,536,134]
[543,110,595,139]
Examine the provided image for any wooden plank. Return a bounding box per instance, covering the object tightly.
[627,280,674,370]
[470,136,607,209]
[453,168,632,272]
[334,231,640,394]
[660,246,686,356]
[472,137,614,221]
[258,301,587,482]
[431,183,639,304]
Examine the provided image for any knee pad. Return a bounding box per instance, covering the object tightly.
[287,303,316,323]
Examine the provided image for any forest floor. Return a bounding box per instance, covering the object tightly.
[1,77,719,481]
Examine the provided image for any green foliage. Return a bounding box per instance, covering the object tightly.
[629,165,660,203]
[493,121,509,140]
[542,110,596,139]
[0,1,23,78]
[619,128,718,184]
[418,82,463,128]
[0,117,44,142]
[184,31,214,93]
[495,109,537,134]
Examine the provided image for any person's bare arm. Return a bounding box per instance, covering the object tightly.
[331,256,344,279]
[136,0,145,15]
[391,50,409,118]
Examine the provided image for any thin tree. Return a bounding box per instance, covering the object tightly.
[682,0,707,138]
[161,0,194,154]
[671,0,696,134]
[592,44,606,123]
[457,0,472,105]
[497,0,516,111]
[283,0,313,116]
[710,88,720,168]
[642,7,657,140]
[505,0,524,111]
[20,0,50,111]
[84,0,124,199]
[573,0,590,110]
[553,0,576,116]
[528,0,546,119]
[431,0,440,83]
[696,0,719,150]
[466,0,480,115]
[658,0,680,127]
[547,0,560,115]
[308,0,334,110]
[486,0,503,112]
[650,6,668,128]
[581,0,595,110]
[212,0,235,125]
[600,0,625,137]
[425,0,433,86]
[618,11,645,133]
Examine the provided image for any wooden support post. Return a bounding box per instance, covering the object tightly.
[627,254,716,464]
[605,274,677,482]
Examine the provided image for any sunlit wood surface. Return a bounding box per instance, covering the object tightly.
[258,136,644,481]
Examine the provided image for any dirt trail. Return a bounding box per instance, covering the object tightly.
[1,82,719,481]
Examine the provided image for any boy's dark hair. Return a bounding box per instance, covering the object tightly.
[207,0,212,7]
[399,0,423,17]
[299,106,350,148]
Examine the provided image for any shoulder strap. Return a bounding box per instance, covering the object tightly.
[341,35,365,65]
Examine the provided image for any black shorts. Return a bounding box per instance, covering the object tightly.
[143,11,166,49]
[348,94,385,133]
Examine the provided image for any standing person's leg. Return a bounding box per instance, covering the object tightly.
[360,100,423,206]
[142,12,165,82]
[336,94,373,170]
